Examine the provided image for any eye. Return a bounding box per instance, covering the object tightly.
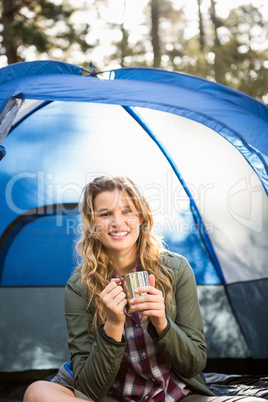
[99,211,111,217]
[123,209,132,214]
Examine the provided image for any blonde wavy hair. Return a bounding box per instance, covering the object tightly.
[76,175,174,334]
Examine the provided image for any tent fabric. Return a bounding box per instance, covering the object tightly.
[0,207,80,286]
[113,67,268,173]
[0,61,84,143]
[0,63,267,192]
[0,146,5,161]
[0,101,220,286]
[123,105,224,284]
[135,108,268,285]
[0,60,84,86]
[0,287,69,371]
[226,280,268,358]
[0,60,267,372]
[0,99,22,144]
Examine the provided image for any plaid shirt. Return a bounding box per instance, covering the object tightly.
[109,264,191,402]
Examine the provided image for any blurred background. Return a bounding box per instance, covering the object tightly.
[0,0,267,103]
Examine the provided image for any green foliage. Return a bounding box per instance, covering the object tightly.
[160,2,268,102]
[212,4,268,101]
[0,0,92,64]
[9,19,50,54]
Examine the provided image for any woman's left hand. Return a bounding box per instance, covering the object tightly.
[129,274,168,336]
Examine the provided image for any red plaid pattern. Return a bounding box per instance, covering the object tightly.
[109,265,191,402]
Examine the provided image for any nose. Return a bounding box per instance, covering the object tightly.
[111,211,124,227]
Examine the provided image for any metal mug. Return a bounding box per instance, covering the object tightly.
[121,271,149,313]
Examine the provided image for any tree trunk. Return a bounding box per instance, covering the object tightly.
[210,0,220,46]
[209,0,222,83]
[151,0,161,68]
[197,0,205,51]
[119,0,127,67]
[2,0,20,64]
[119,24,127,67]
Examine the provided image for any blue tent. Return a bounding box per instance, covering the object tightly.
[0,60,267,375]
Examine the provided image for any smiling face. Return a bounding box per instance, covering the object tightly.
[93,189,143,259]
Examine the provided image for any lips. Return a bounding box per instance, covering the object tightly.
[108,231,129,238]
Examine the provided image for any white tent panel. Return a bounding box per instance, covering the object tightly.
[137,108,268,284]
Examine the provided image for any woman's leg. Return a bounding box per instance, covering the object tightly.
[23,380,94,402]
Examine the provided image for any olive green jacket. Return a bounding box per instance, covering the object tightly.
[64,251,214,401]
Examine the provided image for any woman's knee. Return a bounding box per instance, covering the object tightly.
[23,381,48,402]
[23,380,75,402]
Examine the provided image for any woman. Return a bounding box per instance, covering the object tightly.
[23,176,265,402]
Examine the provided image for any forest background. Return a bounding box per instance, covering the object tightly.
[0,0,267,103]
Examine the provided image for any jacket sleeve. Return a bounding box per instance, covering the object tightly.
[147,254,207,379]
[64,276,127,401]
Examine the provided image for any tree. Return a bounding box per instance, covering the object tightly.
[146,0,187,69]
[104,0,148,68]
[0,0,92,64]
[151,0,161,67]
[197,0,205,51]
[176,2,268,102]
[215,4,268,100]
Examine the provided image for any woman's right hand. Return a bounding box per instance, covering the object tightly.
[99,279,127,341]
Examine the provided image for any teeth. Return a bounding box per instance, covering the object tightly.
[109,232,129,237]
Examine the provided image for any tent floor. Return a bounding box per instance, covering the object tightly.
[205,358,268,376]
[0,369,57,401]
[0,399,22,402]
[0,360,267,401]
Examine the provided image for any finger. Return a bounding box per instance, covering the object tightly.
[100,283,125,304]
[110,297,127,315]
[131,302,164,313]
[109,285,125,299]
[100,281,118,298]
[117,295,128,308]
[134,285,160,295]
[112,289,127,306]
[148,274,155,287]
[139,309,163,316]
[104,288,127,312]
[111,278,121,284]
[130,294,163,305]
